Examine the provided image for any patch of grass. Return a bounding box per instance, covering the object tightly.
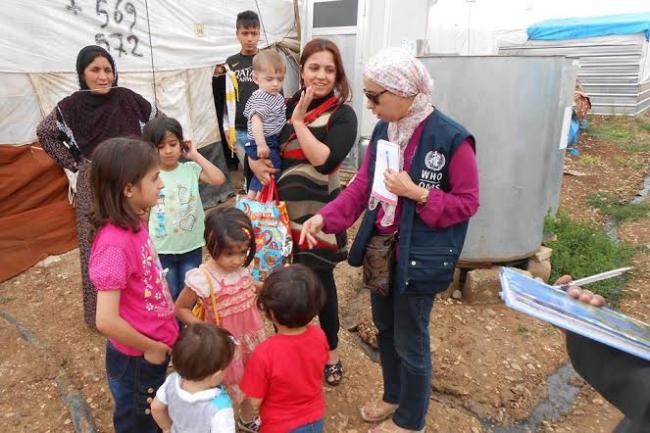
[636,119,650,133]
[0,295,14,304]
[621,141,650,153]
[614,157,645,170]
[585,118,650,153]
[586,192,650,223]
[585,123,633,142]
[580,155,602,167]
[516,324,529,335]
[544,212,635,302]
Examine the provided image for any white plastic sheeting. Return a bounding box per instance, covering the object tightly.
[0,0,297,145]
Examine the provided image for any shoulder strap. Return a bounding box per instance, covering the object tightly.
[199,266,220,326]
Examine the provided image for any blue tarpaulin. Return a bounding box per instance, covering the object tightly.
[527,13,650,41]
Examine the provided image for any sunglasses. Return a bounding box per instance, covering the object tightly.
[363,88,389,105]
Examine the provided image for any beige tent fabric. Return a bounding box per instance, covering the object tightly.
[0,143,77,282]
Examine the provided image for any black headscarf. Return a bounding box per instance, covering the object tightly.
[76,45,118,90]
[56,46,153,158]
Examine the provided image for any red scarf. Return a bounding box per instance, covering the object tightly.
[281,95,339,160]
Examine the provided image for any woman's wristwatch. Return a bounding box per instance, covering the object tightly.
[416,187,429,205]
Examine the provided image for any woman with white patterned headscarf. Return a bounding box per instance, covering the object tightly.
[300,48,480,432]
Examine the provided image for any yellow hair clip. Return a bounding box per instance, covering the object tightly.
[241,227,252,239]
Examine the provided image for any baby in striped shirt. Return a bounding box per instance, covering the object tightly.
[243,50,286,198]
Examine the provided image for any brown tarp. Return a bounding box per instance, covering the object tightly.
[0,143,77,282]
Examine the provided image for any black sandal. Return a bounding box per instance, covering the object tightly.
[324,360,343,386]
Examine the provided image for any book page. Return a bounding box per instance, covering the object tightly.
[370,139,399,206]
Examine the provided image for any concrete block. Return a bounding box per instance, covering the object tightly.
[527,257,552,282]
[463,266,503,304]
[532,246,552,262]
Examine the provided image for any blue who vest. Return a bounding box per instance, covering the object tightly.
[348,110,474,294]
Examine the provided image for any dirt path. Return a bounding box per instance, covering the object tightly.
[1,113,649,433]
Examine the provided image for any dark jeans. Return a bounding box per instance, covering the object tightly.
[371,289,435,431]
[288,418,325,433]
[245,135,282,193]
[105,341,169,433]
[159,247,203,300]
[312,268,339,351]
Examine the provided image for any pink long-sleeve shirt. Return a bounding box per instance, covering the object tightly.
[319,119,479,234]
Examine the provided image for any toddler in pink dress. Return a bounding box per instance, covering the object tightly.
[175,207,265,400]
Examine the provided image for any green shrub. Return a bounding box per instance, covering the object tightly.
[544,212,634,302]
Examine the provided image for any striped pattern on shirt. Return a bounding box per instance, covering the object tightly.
[244,89,286,140]
[277,94,357,270]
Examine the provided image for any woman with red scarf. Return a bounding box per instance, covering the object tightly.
[248,39,358,387]
[37,45,158,328]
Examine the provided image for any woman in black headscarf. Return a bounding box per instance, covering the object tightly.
[37,45,158,328]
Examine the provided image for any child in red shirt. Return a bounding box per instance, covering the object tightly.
[239,264,328,433]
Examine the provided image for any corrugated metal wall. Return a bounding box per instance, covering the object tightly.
[499,35,650,116]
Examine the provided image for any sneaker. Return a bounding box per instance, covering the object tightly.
[237,415,261,433]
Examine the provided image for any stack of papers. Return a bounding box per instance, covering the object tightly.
[499,267,650,361]
[370,139,400,205]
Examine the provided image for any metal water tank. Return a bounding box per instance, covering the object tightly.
[416,56,578,261]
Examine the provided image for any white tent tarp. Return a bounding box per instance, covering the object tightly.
[0,0,297,145]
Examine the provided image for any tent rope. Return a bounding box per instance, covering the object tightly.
[254,0,270,46]
[144,0,158,109]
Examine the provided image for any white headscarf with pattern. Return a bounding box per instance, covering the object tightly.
[364,47,434,226]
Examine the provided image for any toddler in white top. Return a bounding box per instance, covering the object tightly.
[151,323,237,433]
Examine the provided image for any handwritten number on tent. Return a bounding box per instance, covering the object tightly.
[66,0,82,15]
[93,0,140,58]
[96,0,136,30]
[96,0,109,28]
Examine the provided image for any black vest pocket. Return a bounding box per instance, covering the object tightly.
[407,246,458,286]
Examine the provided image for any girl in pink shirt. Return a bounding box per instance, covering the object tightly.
[89,137,179,433]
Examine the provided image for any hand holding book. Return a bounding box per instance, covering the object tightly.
[555,274,605,307]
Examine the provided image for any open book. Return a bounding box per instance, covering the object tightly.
[499,267,650,361]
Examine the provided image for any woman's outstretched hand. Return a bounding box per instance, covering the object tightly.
[299,214,325,249]
[291,86,314,126]
[555,275,606,307]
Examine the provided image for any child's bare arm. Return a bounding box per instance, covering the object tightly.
[175,287,203,325]
[96,291,170,364]
[250,114,269,158]
[151,398,172,432]
[183,140,226,186]
[240,395,263,422]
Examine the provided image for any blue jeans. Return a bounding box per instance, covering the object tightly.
[288,418,324,433]
[159,247,203,300]
[371,290,435,431]
[105,341,169,433]
[244,134,282,192]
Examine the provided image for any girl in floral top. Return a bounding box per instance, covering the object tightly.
[175,207,266,401]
